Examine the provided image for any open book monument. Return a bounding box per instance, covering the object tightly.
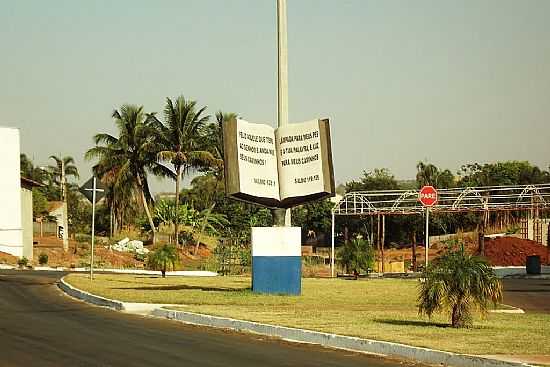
[223,118,335,208]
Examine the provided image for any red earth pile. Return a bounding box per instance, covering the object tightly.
[0,251,18,265]
[484,237,549,266]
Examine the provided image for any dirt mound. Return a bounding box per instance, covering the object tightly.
[0,251,18,265]
[484,237,549,266]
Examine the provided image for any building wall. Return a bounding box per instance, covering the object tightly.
[50,206,64,227]
[21,188,33,260]
[0,127,23,257]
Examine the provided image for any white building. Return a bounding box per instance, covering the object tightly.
[0,127,24,257]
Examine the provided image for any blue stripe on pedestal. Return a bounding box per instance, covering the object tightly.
[252,256,301,295]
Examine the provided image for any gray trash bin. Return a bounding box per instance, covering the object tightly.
[526,255,541,275]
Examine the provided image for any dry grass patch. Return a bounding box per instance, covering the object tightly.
[65,273,550,356]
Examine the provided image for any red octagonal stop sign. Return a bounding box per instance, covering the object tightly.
[419,185,438,207]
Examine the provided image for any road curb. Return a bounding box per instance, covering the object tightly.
[151,309,534,367]
[58,277,125,311]
[59,277,535,367]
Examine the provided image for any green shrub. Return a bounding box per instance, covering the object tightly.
[339,237,375,278]
[134,252,146,262]
[75,233,91,243]
[505,225,520,235]
[147,244,179,277]
[418,241,502,328]
[38,253,49,265]
[303,255,324,266]
[17,257,29,268]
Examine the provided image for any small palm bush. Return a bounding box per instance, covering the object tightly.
[147,244,179,278]
[418,241,502,328]
[38,253,49,266]
[340,237,375,278]
[17,257,29,268]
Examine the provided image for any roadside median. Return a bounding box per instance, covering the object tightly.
[60,273,542,367]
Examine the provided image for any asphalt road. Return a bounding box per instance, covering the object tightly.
[0,271,413,367]
[502,278,550,313]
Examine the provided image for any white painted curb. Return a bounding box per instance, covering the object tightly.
[151,309,535,367]
[59,277,536,367]
[58,277,125,311]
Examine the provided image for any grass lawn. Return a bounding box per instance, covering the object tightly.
[65,274,549,356]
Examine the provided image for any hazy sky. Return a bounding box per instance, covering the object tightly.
[2,0,549,192]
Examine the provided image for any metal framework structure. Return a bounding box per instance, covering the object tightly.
[333,184,550,216]
[329,184,550,277]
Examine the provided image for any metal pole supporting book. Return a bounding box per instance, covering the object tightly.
[223,1,335,295]
[250,0,301,295]
[273,0,290,227]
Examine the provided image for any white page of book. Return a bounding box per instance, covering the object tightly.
[235,119,280,200]
[276,120,325,199]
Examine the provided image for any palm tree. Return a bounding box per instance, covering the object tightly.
[147,96,217,245]
[48,155,80,200]
[207,111,238,179]
[86,104,173,244]
[193,204,229,254]
[339,237,375,279]
[20,154,49,184]
[418,241,502,328]
[147,244,179,277]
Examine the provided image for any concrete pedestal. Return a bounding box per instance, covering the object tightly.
[251,227,301,295]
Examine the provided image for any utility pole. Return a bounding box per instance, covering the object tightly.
[61,158,69,252]
[272,0,291,227]
[90,177,97,280]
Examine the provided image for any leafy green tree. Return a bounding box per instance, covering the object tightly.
[418,241,502,328]
[147,244,179,277]
[86,105,174,243]
[180,173,272,241]
[67,190,92,236]
[339,237,375,278]
[147,96,217,245]
[292,199,333,240]
[32,189,49,219]
[458,161,550,187]
[345,168,399,192]
[416,161,454,189]
[341,169,400,244]
[181,173,222,211]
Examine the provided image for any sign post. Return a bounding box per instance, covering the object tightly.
[419,185,438,267]
[79,176,105,280]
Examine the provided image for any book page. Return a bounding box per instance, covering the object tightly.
[276,120,326,201]
[234,119,280,201]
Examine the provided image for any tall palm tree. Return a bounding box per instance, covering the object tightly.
[193,204,229,254]
[49,155,80,200]
[86,104,173,244]
[20,154,50,188]
[418,241,502,327]
[209,111,238,177]
[190,111,238,208]
[148,96,217,245]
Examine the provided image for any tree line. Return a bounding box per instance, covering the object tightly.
[20,95,550,248]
